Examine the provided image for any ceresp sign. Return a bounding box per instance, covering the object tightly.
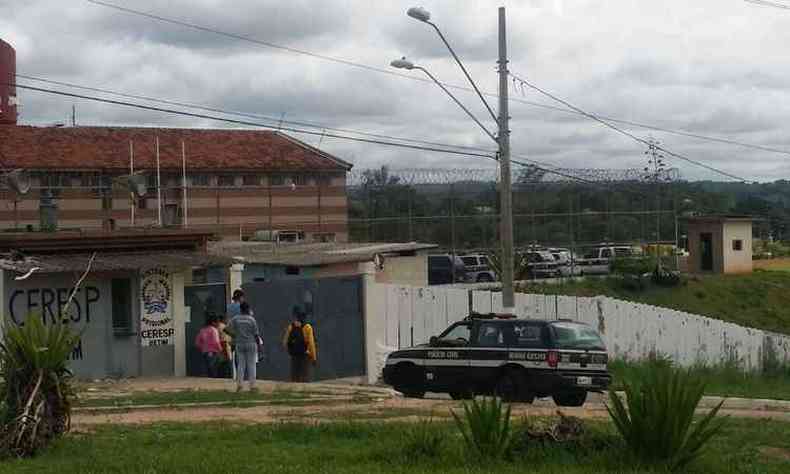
[140,268,174,346]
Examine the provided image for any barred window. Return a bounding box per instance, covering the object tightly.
[270,175,285,186]
[217,175,236,187]
[242,175,261,186]
[190,174,210,186]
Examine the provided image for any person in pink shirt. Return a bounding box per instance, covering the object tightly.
[194,314,223,378]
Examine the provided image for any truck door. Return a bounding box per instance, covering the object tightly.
[468,322,510,388]
[423,322,472,391]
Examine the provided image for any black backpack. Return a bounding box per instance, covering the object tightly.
[287,324,307,356]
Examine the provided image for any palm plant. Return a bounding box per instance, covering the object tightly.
[606,364,727,471]
[452,396,513,461]
[0,315,79,458]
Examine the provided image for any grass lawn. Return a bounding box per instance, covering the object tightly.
[519,270,790,335]
[610,360,790,401]
[2,418,789,473]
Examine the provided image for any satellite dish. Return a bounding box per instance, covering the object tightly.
[114,173,147,197]
[3,169,31,195]
[373,253,385,270]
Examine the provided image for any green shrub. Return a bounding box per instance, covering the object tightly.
[452,397,513,461]
[401,417,444,459]
[0,316,79,458]
[652,268,682,287]
[606,364,727,471]
[611,257,655,276]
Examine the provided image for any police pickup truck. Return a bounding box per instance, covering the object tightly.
[382,315,610,406]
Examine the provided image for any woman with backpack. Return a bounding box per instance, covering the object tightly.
[282,306,316,383]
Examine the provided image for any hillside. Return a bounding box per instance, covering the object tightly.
[518,270,790,335]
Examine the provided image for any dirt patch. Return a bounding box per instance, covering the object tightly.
[760,446,790,462]
[754,258,790,271]
[70,378,790,428]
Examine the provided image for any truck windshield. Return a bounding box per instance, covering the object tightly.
[551,322,606,350]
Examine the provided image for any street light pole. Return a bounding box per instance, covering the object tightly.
[394,6,516,313]
[497,7,515,312]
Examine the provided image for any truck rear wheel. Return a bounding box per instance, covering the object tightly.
[552,390,587,407]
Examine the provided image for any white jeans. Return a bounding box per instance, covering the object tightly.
[235,345,257,389]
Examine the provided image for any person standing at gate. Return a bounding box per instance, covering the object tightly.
[229,301,261,392]
[216,315,233,378]
[282,306,317,383]
[194,314,222,378]
[227,289,245,319]
[226,289,245,380]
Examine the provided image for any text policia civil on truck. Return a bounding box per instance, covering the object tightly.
[140,268,175,346]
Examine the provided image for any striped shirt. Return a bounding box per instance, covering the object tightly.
[229,313,259,346]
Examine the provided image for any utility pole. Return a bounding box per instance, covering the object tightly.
[392,5,515,311]
[645,137,665,272]
[498,6,515,312]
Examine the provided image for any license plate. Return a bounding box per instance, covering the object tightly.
[577,376,592,386]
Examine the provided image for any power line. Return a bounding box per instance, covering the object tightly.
[16,74,494,156]
[745,0,790,10]
[509,72,750,182]
[85,0,790,158]
[11,76,647,193]
[8,77,680,198]
[6,82,497,160]
[9,79,677,201]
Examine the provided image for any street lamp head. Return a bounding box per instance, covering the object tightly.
[390,57,415,70]
[407,6,431,22]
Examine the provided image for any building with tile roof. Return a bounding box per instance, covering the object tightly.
[0,125,353,241]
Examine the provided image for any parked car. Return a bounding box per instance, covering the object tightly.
[576,245,641,275]
[547,248,581,277]
[428,255,468,285]
[460,254,497,283]
[382,314,611,405]
[522,250,561,279]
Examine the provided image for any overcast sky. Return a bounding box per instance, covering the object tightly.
[2,0,790,182]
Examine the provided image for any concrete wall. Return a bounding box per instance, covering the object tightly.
[1,270,137,379]
[723,221,753,273]
[1,173,350,242]
[366,283,789,375]
[375,255,428,286]
[0,267,190,379]
[363,283,469,383]
[242,256,427,286]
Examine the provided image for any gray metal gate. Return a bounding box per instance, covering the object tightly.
[184,283,227,376]
[243,276,365,382]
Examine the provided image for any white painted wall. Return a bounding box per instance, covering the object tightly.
[365,283,790,377]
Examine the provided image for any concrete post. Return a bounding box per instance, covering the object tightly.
[229,263,245,296]
[172,270,186,377]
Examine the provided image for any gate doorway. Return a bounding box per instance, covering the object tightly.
[243,276,365,382]
[700,232,714,271]
[184,283,227,376]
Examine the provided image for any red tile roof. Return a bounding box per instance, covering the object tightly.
[0,125,352,172]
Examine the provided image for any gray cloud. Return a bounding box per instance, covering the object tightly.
[2,0,790,182]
